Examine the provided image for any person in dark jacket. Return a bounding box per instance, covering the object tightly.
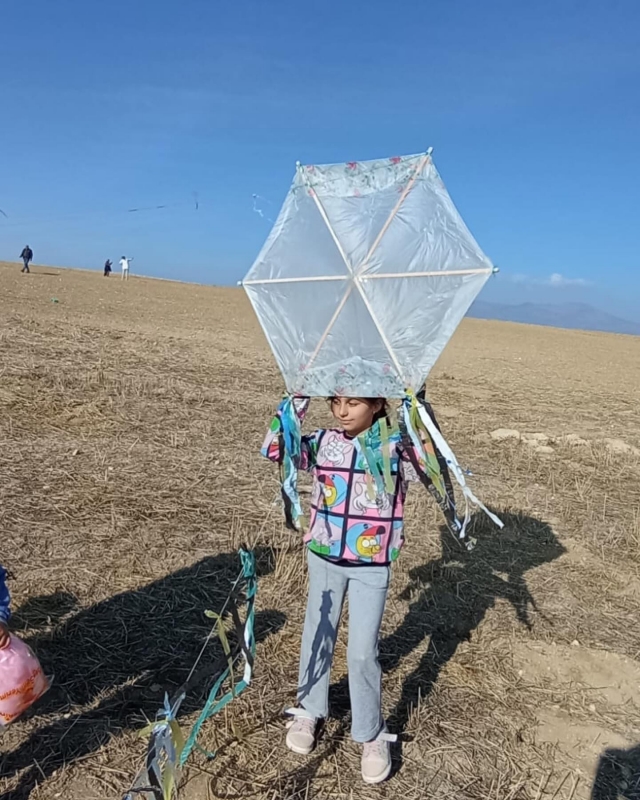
[20,246,33,273]
[104,259,112,277]
[0,566,11,649]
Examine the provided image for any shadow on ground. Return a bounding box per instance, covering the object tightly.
[382,509,565,734]
[0,546,285,800]
[591,744,640,800]
[267,509,565,795]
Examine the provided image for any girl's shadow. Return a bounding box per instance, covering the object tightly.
[264,510,564,793]
[380,510,565,735]
[592,744,640,800]
[0,547,285,800]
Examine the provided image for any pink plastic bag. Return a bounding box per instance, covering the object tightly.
[0,635,49,725]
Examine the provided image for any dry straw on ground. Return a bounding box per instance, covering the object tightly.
[1,261,639,800]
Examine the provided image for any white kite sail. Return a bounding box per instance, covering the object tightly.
[243,150,495,398]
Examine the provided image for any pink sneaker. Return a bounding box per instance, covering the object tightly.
[285,708,318,755]
[361,731,396,784]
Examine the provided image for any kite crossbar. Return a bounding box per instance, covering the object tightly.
[242,276,348,286]
[285,266,492,370]
[244,268,492,286]
[360,268,494,280]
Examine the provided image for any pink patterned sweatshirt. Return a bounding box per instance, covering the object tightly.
[263,423,421,565]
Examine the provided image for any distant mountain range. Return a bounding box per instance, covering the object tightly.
[467,301,640,336]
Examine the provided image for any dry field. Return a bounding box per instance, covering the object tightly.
[1,260,639,800]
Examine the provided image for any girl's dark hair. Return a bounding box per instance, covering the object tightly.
[367,398,390,422]
[327,396,389,422]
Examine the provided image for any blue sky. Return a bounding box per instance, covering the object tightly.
[1,0,639,320]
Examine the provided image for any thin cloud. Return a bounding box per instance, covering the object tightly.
[547,273,592,287]
[506,272,593,288]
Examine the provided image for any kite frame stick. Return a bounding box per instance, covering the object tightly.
[244,268,492,286]
[305,189,354,275]
[242,275,348,286]
[306,283,354,368]
[352,277,404,377]
[357,151,431,275]
[297,164,357,370]
[363,268,493,279]
[302,150,436,375]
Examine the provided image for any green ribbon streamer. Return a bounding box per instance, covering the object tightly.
[179,549,256,766]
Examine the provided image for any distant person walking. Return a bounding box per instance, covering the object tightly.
[119,256,132,281]
[20,246,33,273]
[104,259,112,277]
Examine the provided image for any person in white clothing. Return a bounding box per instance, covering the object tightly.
[119,256,132,280]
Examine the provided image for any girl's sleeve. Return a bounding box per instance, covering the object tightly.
[299,431,320,472]
[0,567,11,623]
[261,396,320,472]
[262,425,320,472]
[262,417,284,463]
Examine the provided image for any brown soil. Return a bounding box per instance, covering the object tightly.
[1,260,639,800]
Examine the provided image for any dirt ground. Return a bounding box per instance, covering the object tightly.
[0,260,639,800]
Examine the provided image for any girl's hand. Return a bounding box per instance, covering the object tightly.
[0,622,10,649]
[293,396,310,420]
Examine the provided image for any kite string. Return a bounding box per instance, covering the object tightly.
[123,490,279,799]
[185,480,277,690]
[179,551,257,765]
[123,553,255,800]
[0,194,200,229]
[180,567,244,691]
[252,194,273,223]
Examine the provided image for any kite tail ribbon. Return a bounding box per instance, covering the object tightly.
[261,396,309,530]
[126,693,186,800]
[179,548,257,766]
[402,391,503,542]
[124,550,257,800]
[356,415,397,502]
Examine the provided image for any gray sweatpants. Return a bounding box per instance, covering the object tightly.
[297,550,389,742]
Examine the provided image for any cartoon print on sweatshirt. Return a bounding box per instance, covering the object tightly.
[317,432,351,467]
[316,473,348,512]
[351,478,392,515]
[262,419,429,565]
[345,522,385,562]
[389,520,404,562]
[308,513,343,558]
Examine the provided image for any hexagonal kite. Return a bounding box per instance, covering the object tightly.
[243,149,496,399]
[244,150,502,538]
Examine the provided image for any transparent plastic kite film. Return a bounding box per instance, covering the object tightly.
[243,151,494,398]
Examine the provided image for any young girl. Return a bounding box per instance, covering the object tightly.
[263,395,438,784]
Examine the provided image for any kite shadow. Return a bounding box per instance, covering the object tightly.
[0,546,285,800]
[591,744,640,800]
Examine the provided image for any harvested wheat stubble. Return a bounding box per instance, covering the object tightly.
[0,262,639,800]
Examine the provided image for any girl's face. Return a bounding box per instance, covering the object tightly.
[330,397,383,436]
